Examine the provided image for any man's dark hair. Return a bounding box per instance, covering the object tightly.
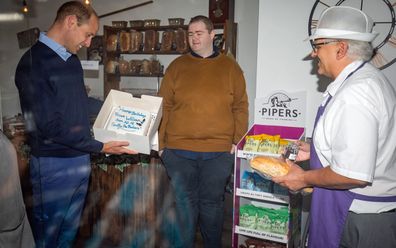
[189,15,214,33]
[55,1,97,25]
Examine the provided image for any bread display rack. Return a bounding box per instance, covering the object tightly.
[233,124,305,248]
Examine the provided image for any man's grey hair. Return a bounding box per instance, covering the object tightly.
[346,40,374,62]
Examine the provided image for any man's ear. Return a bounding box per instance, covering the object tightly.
[210,30,215,40]
[336,41,348,59]
[65,15,78,29]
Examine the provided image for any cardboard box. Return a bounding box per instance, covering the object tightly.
[93,89,162,154]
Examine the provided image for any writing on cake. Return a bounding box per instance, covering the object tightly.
[106,106,151,135]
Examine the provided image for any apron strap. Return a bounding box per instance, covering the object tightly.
[354,192,396,202]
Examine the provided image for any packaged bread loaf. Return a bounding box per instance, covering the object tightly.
[250,156,290,178]
[119,31,131,52]
[161,30,175,51]
[105,60,118,74]
[129,60,142,74]
[250,155,313,194]
[118,57,130,75]
[106,34,118,51]
[130,30,143,53]
[150,59,161,74]
[175,28,188,52]
[140,59,151,74]
[144,30,159,52]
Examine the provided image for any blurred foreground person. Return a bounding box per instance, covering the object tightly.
[0,130,35,248]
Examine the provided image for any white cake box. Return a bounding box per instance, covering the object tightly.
[93,89,162,154]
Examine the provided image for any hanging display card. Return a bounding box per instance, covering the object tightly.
[254,91,306,128]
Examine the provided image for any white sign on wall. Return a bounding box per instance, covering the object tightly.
[254,90,306,128]
[80,60,99,70]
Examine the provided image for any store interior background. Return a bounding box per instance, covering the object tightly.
[1,0,395,133]
[1,0,259,127]
[1,0,395,246]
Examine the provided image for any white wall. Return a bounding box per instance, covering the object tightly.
[257,0,318,135]
[235,0,259,125]
[0,19,26,118]
[257,0,396,135]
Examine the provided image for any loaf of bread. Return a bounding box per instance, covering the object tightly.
[140,59,150,74]
[250,156,290,178]
[130,30,143,53]
[129,60,142,74]
[250,156,314,194]
[118,57,130,75]
[106,34,118,52]
[175,28,188,52]
[144,30,159,52]
[105,60,117,74]
[161,30,175,51]
[119,31,131,52]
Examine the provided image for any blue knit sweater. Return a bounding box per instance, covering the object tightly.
[15,41,103,157]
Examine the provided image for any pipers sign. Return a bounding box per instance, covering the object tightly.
[254,91,306,128]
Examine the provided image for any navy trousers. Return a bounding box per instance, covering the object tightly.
[29,155,90,248]
[161,149,234,248]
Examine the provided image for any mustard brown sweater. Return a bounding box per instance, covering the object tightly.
[159,53,249,152]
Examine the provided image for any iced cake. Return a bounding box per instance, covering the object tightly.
[105,105,151,136]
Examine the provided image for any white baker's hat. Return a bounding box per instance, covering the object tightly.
[308,6,378,42]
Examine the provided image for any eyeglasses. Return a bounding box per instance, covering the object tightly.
[311,40,339,52]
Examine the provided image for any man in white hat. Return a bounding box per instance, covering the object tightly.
[273,6,396,248]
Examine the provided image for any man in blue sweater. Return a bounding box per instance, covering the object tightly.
[15,2,136,247]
